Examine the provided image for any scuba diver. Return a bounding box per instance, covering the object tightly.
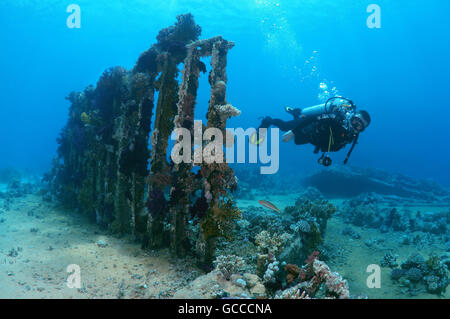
[250,97,371,166]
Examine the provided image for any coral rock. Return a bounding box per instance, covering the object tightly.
[285,264,300,285]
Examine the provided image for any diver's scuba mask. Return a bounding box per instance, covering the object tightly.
[351,113,368,133]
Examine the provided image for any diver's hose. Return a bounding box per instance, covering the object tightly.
[344,133,359,164]
[328,127,334,153]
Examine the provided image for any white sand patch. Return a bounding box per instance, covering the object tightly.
[0,195,200,299]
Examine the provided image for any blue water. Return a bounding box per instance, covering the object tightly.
[0,0,449,185]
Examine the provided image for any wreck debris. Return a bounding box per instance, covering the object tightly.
[303,165,450,200]
[45,14,240,266]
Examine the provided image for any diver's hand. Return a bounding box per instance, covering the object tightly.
[282,130,295,143]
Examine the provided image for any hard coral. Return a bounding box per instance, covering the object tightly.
[263,257,280,284]
[271,252,350,299]
[291,198,336,235]
[390,252,449,295]
[214,104,241,122]
[275,288,310,299]
[305,251,320,265]
[255,230,292,255]
[312,259,350,299]
[214,255,245,281]
[380,251,399,268]
[285,264,300,285]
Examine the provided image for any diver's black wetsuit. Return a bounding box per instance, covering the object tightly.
[261,110,357,152]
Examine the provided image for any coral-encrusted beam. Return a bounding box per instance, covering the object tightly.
[169,42,202,257]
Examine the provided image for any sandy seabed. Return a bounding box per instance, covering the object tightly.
[0,191,448,299]
[0,194,199,299]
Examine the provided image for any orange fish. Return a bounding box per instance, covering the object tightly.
[258,200,280,213]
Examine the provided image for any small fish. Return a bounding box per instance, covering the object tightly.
[258,200,280,213]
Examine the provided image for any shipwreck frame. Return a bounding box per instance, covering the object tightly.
[46,14,241,265]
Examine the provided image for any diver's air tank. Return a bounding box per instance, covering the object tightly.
[300,97,356,120]
[299,103,332,119]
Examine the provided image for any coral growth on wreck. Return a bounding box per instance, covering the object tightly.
[44,14,240,266]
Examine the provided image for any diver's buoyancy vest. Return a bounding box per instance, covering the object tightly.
[310,116,356,152]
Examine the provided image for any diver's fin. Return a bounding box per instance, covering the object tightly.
[285,106,294,113]
[251,116,272,145]
[250,131,266,145]
[285,106,302,119]
[282,130,295,143]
